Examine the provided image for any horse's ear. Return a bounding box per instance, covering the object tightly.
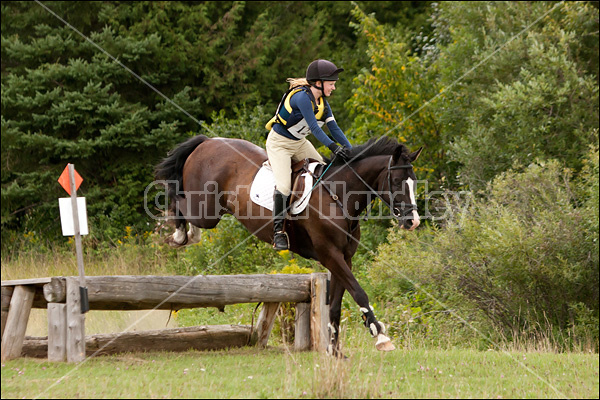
[408,146,424,162]
[393,145,404,163]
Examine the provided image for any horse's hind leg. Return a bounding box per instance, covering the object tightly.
[165,195,190,248]
[166,221,188,247]
[167,191,221,247]
[187,224,201,244]
[167,222,201,248]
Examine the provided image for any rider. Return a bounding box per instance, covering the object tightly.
[265,59,352,250]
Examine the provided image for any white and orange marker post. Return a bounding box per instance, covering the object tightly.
[57,164,89,314]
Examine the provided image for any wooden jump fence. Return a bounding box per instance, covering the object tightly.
[1,273,329,362]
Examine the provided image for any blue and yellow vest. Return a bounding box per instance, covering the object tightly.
[265,86,326,139]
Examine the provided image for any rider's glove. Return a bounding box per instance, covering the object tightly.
[328,143,350,161]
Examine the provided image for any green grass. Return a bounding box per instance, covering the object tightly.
[2,341,598,399]
[2,242,598,398]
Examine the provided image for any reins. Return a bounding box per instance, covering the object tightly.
[303,160,351,219]
[297,154,417,223]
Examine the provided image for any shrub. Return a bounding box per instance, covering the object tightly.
[368,149,599,351]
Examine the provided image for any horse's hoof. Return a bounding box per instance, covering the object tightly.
[327,351,348,360]
[165,239,180,248]
[327,345,348,360]
[165,238,184,248]
[376,341,396,351]
[375,334,395,351]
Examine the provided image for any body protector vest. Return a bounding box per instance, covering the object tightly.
[265,86,326,139]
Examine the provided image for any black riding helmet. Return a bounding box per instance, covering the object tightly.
[306,59,344,83]
[306,59,343,97]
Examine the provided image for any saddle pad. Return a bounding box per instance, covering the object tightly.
[250,161,321,215]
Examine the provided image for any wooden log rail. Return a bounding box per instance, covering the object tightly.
[35,274,313,310]
[1,273,329,362]
[22,325,254,358]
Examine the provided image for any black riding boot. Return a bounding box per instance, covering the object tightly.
[273,190,289,250]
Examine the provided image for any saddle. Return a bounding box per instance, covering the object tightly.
[289,158,324,207]
[249,158,324,215]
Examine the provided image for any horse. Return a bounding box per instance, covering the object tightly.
[154,134,422,356]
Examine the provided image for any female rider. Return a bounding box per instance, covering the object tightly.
[265,59,352,250]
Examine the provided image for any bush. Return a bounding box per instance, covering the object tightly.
[368,149,599,351]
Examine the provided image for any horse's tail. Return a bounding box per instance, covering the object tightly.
[154,134,210,232]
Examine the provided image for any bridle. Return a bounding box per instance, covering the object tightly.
[386,155,418,219]
[343,155,418,221]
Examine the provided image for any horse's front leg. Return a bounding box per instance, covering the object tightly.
[360,302,395,351]
[321,250,395,352]
[327,275,345,358]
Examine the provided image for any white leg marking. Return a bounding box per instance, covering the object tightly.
[328,323,336,335]
[369,323,378,337]
[327,344,333,355]
[172,226,187,245]
[376,334,391,346]
[187,224,201,244]
[375,333,395,351]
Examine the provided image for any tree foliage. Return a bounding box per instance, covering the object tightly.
[345,6,442,186]
[435,1,599,189]
[2,1,408,242]
[345,2,599,190]
[349,1,599,348]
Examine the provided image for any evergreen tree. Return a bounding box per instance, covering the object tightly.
[1,1,429,244]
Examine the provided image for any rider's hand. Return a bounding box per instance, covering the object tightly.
[328,143,350,161]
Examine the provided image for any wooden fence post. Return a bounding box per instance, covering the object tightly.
[66,277,85,362]
[1,286,14,340]
[1,285,35,361]
[310,273,329,352]
[294,302,311,351]
[254,302,280,348]
[48,303,67,362]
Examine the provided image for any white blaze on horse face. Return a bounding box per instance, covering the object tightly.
[406,178,420,230]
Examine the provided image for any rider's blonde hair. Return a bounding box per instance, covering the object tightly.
[286,77,310,89]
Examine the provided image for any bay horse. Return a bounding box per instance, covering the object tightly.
[154,134,422,356]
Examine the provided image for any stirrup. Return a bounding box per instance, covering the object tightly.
[273,231,289,250]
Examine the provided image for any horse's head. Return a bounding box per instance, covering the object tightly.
[385,145,423,230]
[325,136,423,230]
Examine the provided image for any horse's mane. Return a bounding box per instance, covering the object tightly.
[324,136,409,165]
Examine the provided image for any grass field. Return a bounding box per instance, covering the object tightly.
[2,338,598,399]
[2,245,598,398]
